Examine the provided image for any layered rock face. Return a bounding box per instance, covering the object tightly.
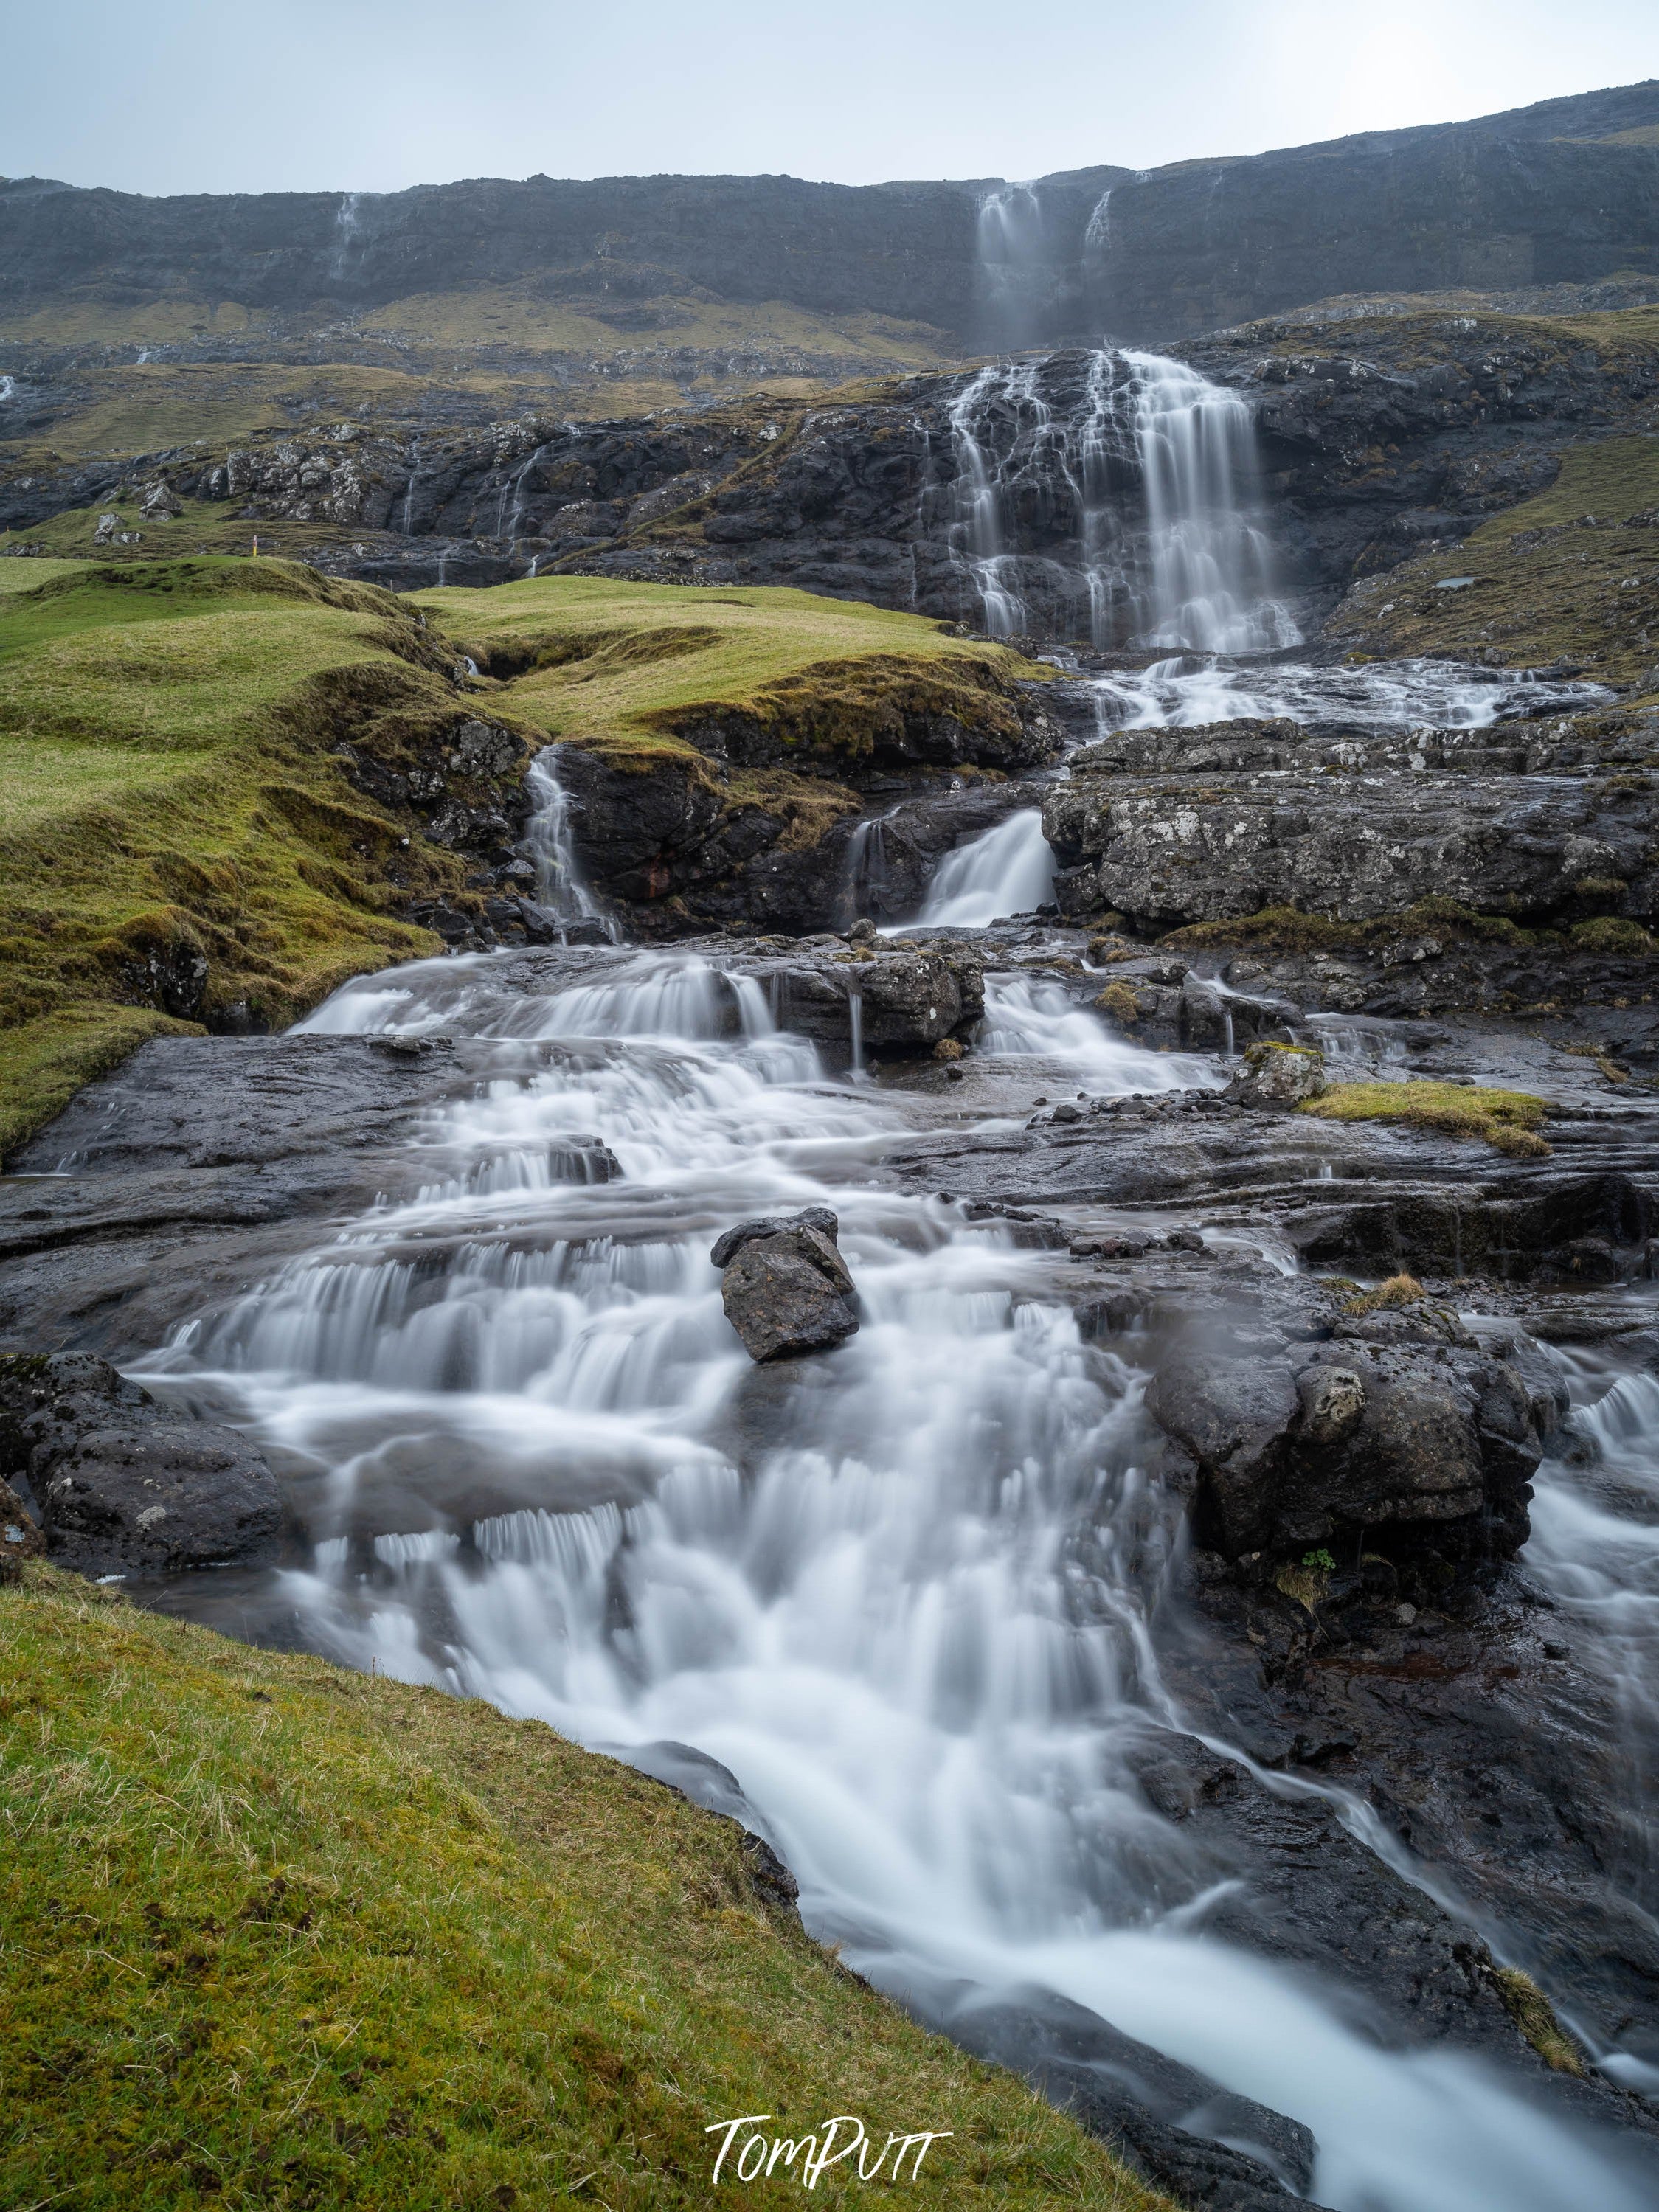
[0,1352,281,1577]
[1042,710,1659,930]
[4,82,1657,347]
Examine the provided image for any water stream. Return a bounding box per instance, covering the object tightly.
[128,889,1654,2208]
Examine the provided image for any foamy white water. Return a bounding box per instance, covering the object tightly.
[135,923,1652,2212]
[914,809,1056,926]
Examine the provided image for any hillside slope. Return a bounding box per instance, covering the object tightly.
[0,1564,1168,2211]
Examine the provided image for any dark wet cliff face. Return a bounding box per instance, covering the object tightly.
[4,80,1658,349]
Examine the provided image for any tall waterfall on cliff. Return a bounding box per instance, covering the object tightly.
[938,347,1300,653]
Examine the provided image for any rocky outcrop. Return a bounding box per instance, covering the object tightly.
[712,1207,859,1363]
[1042,710,1659,930]
[0,1352,282,1576]
[1225,1041,1327,1106]
[1147,1317,1544,1566]
[555,680,1061,935]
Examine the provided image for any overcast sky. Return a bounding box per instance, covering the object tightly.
[6,0,1658,195]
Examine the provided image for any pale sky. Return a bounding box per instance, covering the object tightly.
[5,0,1658,195]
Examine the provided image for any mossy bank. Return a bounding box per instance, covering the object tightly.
[0,1565,1167,2211]
[0,557,1047,1153]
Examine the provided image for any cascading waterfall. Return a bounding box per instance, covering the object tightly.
[913,811,1056,927]
[974,183,1050,350]
[518,752,619,940]
[136,932,1656,2211]
[936,345,1298,652]
[1123,348,1300,653]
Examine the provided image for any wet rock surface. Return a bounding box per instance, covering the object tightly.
[713,1206,859,1363]
[952,1989,1325,2211]
[0,1353,281,1576]
[3,923,1658,2177]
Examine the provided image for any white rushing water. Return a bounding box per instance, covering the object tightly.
[519,752,620,939]
[913,809,1056,926]
[138,912,1652,2211]
[939,345,1298,652]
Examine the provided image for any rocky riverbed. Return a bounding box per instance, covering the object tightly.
[4,898,1659,2209]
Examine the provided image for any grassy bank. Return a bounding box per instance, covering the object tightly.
[1328,431,1659,679]
[422,575,1042,774]
[0,560,1045,1154]
[0,1567,1166,2212]
[0,556,493,1155]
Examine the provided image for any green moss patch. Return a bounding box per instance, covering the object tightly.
[0,1567,1168,2212]
[1301,1080,1552,1158]
[1163,898,1534,955]
[0,558,497,1155]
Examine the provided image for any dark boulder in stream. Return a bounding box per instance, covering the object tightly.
[713,1207,860,1363]
[1148,1325,1545,1565]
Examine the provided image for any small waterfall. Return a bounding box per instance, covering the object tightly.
[845,805,902,921]
[915,810,1056,927]
[1123,349,1300,653]
[519,752,619,941]
[498,443,547,541]
[936,347,1297,652]
[400,438,421,534]
[0,375,14,406]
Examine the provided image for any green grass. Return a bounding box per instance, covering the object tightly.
[0,557,508,1154]
[420,575,1044,775]
[1330,432,1659,677]
[0,564,1050,1154]
[0,1567,1167,2212]
[2,497,366,567]
[1301,1079,1551,1158]
[0,297,956,461]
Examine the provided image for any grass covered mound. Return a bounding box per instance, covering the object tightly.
[1301,1079,1551,1158]
[0,1568,1168,2211]
[0,559,1052,1155]
[423,575,1042,774]
[1328,431,1659,680]
[0,556,503,1156]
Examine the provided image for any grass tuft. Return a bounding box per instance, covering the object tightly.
[1301,1080,1552,1158]
[1492,1967,1586,2078]
[1343,1272,1426,1316]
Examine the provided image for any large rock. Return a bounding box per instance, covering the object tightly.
[1042,724,1659,931]
[1225,1041,1326,1105]
[0,1353,282,1577]
[1146,1330,1542,1563]
[712,1207,859,1364]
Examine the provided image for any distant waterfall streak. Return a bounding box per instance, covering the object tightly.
[520,754,619,940]
[498,444,547,541]
[1122,349,1300,653]
[974,184,1048,350]
[401,438,421,535]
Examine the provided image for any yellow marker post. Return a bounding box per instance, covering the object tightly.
[251,534,260,558]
